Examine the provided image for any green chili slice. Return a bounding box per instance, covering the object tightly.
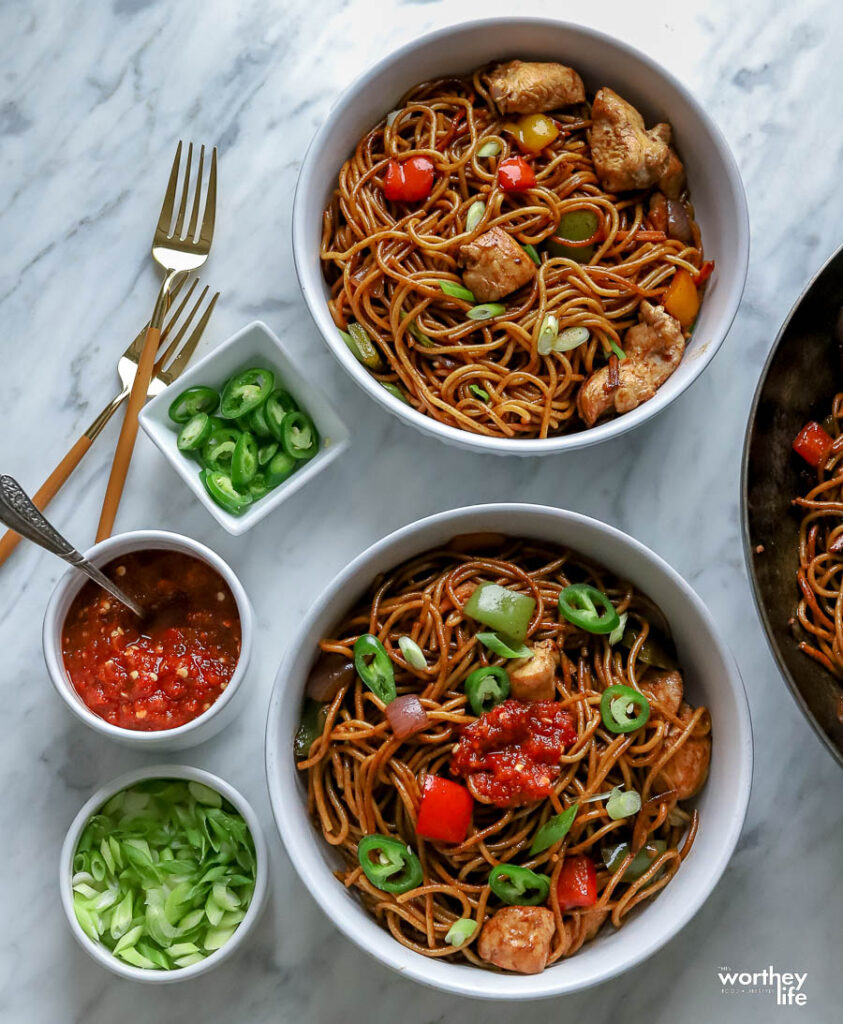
[464,583,535,642]
[202,470,253,515]
[529,803,579,855]
[248,402,273,438]
[558,583,620,635]
[464,665,510,716]
[176,412,212,452]
[353,634,397,705]
[488,864,550,906]
[357,834,422,894]
[231,432,258,490]
[264,450,297,488]
[265,388,299,441]
[600,684,650,733]
[602,839,666,880]
[257,440,279,466]
[476,632,531,659]
[294,699,328,759]
[219,367,275,419]
[201,426,241,472]
[248,473,270,501]
[168,385,219,424]
[280,411,319,461]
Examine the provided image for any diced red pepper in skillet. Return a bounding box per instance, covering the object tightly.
[793,422,834,467]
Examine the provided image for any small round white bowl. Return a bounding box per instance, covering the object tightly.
[265,504,753,999]
[293,17,749,456]
[60,764,268,983]
[43,530,253,751]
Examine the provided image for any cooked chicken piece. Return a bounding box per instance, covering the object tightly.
[655,702,711,799]
[488,60,585,115]
[640,669,684,718]
[577,302,684,427]
[578,908,609,942]
[478,906,556,974]
[459,226,536,302]
[591,88,671,192]
[509,639,559,701]
[658,147,686,199]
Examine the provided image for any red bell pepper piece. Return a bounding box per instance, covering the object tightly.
[383,156,435,203]
[793,422,834,467]
[498,155,535,193]
[556,854,597,911]
[416,775,473,844]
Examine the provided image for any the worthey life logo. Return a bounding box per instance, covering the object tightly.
[717,965,808,1006]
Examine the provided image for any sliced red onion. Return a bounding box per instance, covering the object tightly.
[386,694,429,739]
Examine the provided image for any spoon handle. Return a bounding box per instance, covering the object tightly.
[0,475,145,618]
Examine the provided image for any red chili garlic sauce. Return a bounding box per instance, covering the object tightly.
[451,699,577,806]
[61,550,241,731]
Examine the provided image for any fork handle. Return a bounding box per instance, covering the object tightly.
[95,323,161,542]
[0,435,93,566]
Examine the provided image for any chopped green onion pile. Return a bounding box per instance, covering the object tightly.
[71,779,257,971]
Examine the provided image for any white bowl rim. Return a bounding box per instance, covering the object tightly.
[292,15,750,456]
[265,502,753,998]
[42,529,253,743]
[59,762,268,983]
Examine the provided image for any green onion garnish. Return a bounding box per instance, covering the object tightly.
[608,338,627,361]
[465,199,486,233]
[398,635,427,670]
[469,384,490,402]
[555,326,590,352]
[399,311,433,347]
[467,303,506,321]
[381,382,410,404]
[71,779,256,970]
[523,243,541,266]
[606,787,642,820]
[445,918,478,946]
[439,280,476,303]
[608,611,628,646]
[537,314,559,355]
[476,631,531,659]
[529,803,578,855]
[477,139,501,158]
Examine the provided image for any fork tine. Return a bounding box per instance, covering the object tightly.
[199,147,217,247]
[158,278,199,349]
[172,142,193,239]
[187,145,205,242]
[120,276,188,362]
[162,291,219,379]
[155,141,182,238]
[154,284,207,371]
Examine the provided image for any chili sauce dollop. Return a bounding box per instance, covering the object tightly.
[61,550,241,731]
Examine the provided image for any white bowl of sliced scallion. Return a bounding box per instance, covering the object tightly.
[60,765,268,981]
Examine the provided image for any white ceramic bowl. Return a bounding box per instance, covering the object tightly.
[265,504,753,999]
[43,530,253,751]
[60,763,268,983]
[139,320,350,536]
[293,18,749,455]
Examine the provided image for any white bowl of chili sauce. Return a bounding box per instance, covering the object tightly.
[43,531,253,750]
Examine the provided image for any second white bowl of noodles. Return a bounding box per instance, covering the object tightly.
[265,504,752,998]
[292,17,749,455]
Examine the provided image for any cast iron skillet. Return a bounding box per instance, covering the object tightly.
[743,244,843,767]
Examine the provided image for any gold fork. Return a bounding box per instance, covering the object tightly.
[96,141,217,541]
[0,282,219,566]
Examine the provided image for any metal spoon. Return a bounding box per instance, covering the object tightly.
[0,475,145,618]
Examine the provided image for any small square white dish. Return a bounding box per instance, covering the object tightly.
[140,320,350,536]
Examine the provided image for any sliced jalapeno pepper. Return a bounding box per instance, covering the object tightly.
[488,864,550,906]
[168,385,219,423]
[202,469,253,515]
[248,472,270,500]
[353,634,396,704]
[264,450,297,488]
[294,698,328,759]
[249,402,273,438]
[280,411,319,461]
[265,388,299,441]
[600,684,650,733]
[219,367,275,419]
[176,412,213,452]
[464,665,510,716]
[357,834,422,893]
[201,424,241,471]
[231,432,258,489]
[558,583,620,635]
[257,440,279,466]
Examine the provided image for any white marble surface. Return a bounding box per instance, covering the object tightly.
[1,0,841,1019]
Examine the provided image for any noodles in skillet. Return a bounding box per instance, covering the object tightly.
[295,534,711,972]
[320,60,712,439]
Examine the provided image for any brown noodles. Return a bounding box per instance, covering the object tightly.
[297,536,710,966]
[320,67,705,439]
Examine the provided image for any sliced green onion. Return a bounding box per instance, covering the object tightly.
[581,790,614,804]
[445,918,478,946]
[439,280,476,303]
[398,636,427,670]
[477,139,502,158]
[476,631,531,659]
[606,787,642,820]
[400,313,434,347]
[608,338,627,361]
[386,110,401,127]
[381,382,410,404]
[466,302,505,321]
[555,326,590,352]
[529,803,579,855]
[469,384,490,401]
[70,780,256,971]
[340,323,384,370]
[465,200,486,233]
[537,314,559,355]
[523,243,541,265]
[608,611,628,646]
[602,839,666,880]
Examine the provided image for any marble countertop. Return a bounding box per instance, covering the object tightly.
[1,0,841,1020]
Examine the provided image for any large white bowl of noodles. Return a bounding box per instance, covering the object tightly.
[292,18,749,455]
[265,504,752,998]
